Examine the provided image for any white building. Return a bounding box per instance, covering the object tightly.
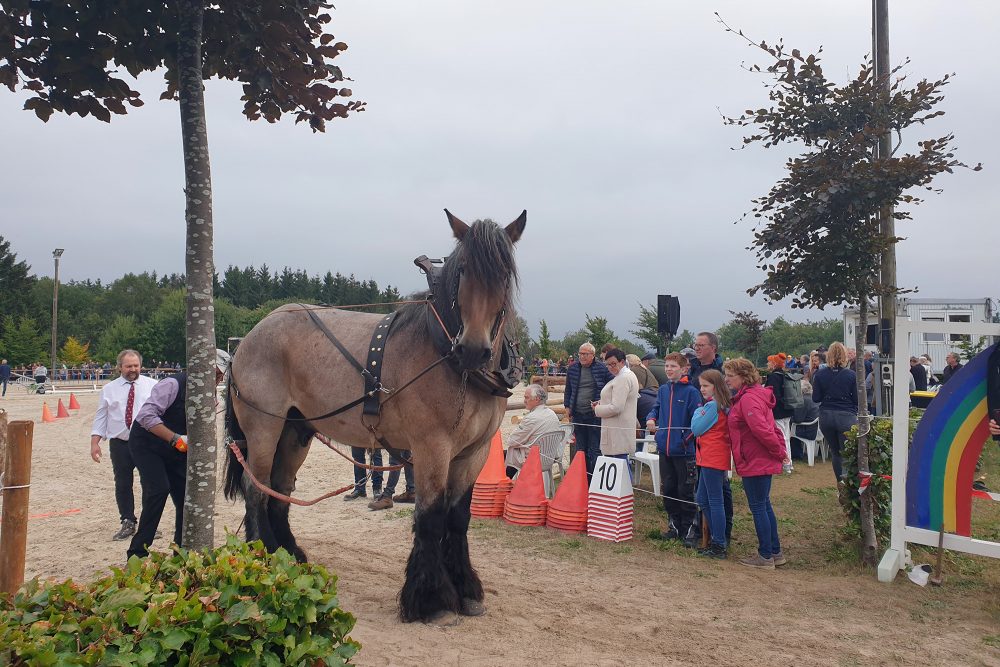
[843,297,995,373]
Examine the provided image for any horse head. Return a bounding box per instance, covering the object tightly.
[441,209,525,372]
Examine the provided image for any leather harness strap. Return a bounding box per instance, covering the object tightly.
[363,312,398,416]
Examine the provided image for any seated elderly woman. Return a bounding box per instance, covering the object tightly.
[505,383,562,479]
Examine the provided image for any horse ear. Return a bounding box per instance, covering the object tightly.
[444,209,469,241]
[505,210,527,243]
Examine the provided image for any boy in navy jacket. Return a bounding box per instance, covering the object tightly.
[646,353,702,545]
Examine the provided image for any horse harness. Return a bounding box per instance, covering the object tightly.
[229,254,523,457]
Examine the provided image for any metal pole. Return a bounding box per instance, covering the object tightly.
[50,249,63,384]
[874,0,896,413]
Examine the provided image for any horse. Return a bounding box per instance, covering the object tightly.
[223,209,525,622]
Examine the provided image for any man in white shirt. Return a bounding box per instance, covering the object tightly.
[90,349,157,540]
[505,383,562,478]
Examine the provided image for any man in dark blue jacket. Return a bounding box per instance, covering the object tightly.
[564,342,612,477]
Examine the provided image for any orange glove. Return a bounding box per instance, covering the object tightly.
[170,434,188,453]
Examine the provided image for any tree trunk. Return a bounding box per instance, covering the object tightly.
[177,0,217,551]
[855,294,878,565]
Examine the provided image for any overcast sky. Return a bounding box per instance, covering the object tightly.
[2,1,995,344]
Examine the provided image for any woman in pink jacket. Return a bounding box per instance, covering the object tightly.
[723,358,788,570]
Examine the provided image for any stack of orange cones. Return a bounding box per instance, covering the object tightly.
[41,403,56,423]
[503,447,548,527]
[586,455,634,542]
[545,452,588,533]
[68,393,81,410]
[471,431,513,519]
[56,398,70,418]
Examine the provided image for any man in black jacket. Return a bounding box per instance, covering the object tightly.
[909,356,928,392]
[126,350,230,559]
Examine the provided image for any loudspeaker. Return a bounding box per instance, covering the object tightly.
[657,295,681,338]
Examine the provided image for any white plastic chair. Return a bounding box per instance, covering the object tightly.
[792,418,827,467]
[628,436,660,495]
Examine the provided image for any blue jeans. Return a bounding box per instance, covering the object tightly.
[696,467,728,548]
[573,418,602,478]
[385,450,414,496]
[351,447,383,493]
[742,475,781,558]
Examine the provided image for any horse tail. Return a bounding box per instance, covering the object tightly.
[224,372,246,501]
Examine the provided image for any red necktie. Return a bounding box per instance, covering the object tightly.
[125,382,135,429]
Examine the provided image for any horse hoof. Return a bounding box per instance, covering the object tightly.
[423,610,461,627]
[459,598,486,617]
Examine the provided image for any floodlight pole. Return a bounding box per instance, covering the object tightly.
[50,248,64,383]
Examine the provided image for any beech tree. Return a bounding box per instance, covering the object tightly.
[720,16,979,564]
[0,0,365,550]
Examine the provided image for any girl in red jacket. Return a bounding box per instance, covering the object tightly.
[724,358,788,570]
[691,369,732,559]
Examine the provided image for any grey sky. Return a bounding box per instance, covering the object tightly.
[2,1,995,345]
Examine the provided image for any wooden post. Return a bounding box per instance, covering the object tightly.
[0,419,33,595]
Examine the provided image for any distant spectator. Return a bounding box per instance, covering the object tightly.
[791,379,820,460]
[0,359,10,397]
[641,352,668,385]
[909,356,928,392]
[920,355,934,385]
[34,363,48,385]
[688,331,724,388]
[505,384,561,478]
[564,343,612,477]
[942,352,963,384]
[593,349,640,467]
[812,342,857,482]
[764,353,795,467]
[627,353,659,391]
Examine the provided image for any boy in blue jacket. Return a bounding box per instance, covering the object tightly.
[645,353,702,545]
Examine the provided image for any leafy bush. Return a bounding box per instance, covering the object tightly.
[0,535,360,666]
[841,409,921,550]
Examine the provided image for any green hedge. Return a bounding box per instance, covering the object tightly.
[841,409,921,549]
[0,536,360,666]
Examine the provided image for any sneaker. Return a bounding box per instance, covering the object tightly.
[343,488,367,502]
[697,544,728,560]
[771,551,788,567]
[113,519,136,541]
[682,525,700,549]
[739,554,775,570]
[368,493,394,511]
[393,490,416,503]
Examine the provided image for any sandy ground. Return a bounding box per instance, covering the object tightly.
[2,387,999,667]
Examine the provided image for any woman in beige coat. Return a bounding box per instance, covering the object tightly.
[592,348,640,460]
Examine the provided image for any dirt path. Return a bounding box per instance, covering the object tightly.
[3,391,998,666]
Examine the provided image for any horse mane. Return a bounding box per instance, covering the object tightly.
[393,219,519,335]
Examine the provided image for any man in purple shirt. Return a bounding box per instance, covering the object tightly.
[126,349,230,559]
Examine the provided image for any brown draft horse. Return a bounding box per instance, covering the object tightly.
[223,210,525,622]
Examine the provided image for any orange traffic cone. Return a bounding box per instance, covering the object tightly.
[68,393,81,410]
[503,448,548,526]
[41,402,56,423]
[549,452,589,516]
[475,430,507,485]
[56,398,70,418]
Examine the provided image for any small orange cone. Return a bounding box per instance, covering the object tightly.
[41,402,56,423]
[56,398,70,418]
[68,393,81,410]
[475,430,507,485]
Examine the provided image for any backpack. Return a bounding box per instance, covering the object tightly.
[780,371,804,411]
